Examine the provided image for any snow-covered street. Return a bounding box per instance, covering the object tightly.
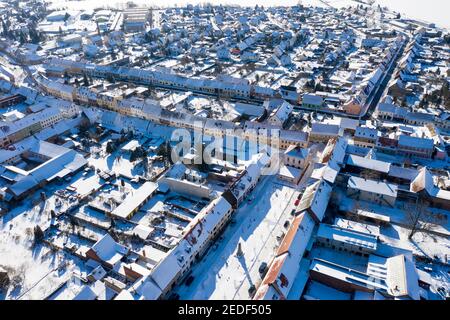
[176,175,300,300]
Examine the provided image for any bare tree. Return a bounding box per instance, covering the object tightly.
[404,200,441,239]
[214,63,223,76]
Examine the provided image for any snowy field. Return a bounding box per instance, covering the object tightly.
[176,175,299,299]
[376,0,450,29]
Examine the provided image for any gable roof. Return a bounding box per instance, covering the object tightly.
[346,155,390,174]
[348,176,398,198]
[398,135,434,150]
[90,233,129,266]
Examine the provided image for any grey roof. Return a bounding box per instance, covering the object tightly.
[348,176,398,198]
[355,126,378,139]
[311,123,340,135]
[302,94,323,106]
[398,135,434,150]
[346,155,390,173]
[388,166,419,181]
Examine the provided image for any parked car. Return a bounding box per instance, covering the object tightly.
[248,284,256,297]
[259,262,268,275]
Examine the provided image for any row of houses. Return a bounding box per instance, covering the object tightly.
[299,36,405,116]
[36,76,309,152]
[45,58,278,101]
[309,119,438,159]
[376,102,450,132]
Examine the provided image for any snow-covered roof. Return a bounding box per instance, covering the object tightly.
[111,181,157,219]
[3,140,87,197]
[132,224,154,240]
[0,106,61,140]
[355,126,378,139]
[279,130,308,144]
[405,111,434,123]
[134,276,163,300]
[148,196,232,297]
[90,233,129,267]
[230,153,269,202]
[388,166,418,182]
[317,223,378,251]
[148,252,180,296]
[311,163,339,184]
[269,101,293,123]
[346,154,391,174]
[302,94,323,106]
[348,176,398,198]
[410,167,450,201]
[234,102,264,117]
[88,265,107,282]
[398,135,434,150]
[73,286,97,300]
[278,164,302,180]
[310,258,386,293]
[320,137,347,167]
[377,103,401,115]
[114,290,135,300]
[284,145,309,160]
[334,218,380,236]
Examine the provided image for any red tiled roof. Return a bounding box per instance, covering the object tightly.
[277,213,306,256]
[261,253,288,286]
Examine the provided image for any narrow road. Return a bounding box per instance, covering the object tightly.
[360,39,407,120]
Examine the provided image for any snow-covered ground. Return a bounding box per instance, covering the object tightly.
[176,175,300,300]
[0,196,82,300]
[337,193,450,263]
[380,224,450,264]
